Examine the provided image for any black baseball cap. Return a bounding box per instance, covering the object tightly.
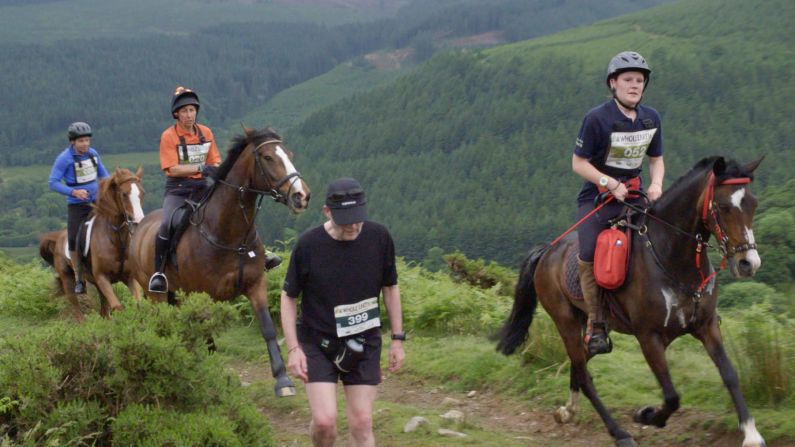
[325,177,368,225]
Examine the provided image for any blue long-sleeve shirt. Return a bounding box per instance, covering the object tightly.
[48,146,109,204]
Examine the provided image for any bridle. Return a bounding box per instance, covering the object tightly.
[191,136,303,297]
[216,138,302,207]
[630,172,754,322]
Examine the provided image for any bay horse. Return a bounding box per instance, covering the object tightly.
[40,167,146,321]
[128,127,310,397]
[497,156,765,447]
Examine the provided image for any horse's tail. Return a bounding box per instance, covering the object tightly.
[496,244,549,355]
[39,231,59,268]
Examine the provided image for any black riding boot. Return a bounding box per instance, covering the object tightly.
[148,235,170,293]
[264,251,282,271]
[71,250,86,295]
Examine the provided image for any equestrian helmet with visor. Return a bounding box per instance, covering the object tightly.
[171,86,200,118]
[606,51,651,88]
[67,122,92,141]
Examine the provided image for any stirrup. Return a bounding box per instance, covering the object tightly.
[148,272,168,293]
[584,321,612,355]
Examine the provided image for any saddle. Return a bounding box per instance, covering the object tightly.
[163,185,213,271]
[73,216,96,268]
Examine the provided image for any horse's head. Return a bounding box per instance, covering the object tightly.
[98,167,145,228]
[242,127,311,214]
[703,156,764,278]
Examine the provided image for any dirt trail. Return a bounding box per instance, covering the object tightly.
[229,360,785,447]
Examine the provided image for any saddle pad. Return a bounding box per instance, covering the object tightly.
[64,216,96,261]
[563,245,584,301]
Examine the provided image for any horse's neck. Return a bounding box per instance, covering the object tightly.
[202,177,260,245]
[641,173,712,276]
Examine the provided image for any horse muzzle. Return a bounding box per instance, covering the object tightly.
[288,191,310,214]
[729,249,761,278]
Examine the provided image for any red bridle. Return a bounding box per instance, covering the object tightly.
[695,173,753,293]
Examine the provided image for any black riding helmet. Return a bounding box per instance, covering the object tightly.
[67,122,92,141]
[606,51,651,89]
[171,86,200,118]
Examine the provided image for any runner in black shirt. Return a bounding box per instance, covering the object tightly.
[281,177,405,447]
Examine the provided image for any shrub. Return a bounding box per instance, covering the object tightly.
[0,296,273,446]
[0,252,61,319]
[443,251,516,296]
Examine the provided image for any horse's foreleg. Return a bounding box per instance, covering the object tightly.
[554,374,579,424]
[554,314,635,446]
[248,285,296,398]
[127,279,142,302]
[94,274,124,317]
[694,316,766,447]
[633,333,680,428]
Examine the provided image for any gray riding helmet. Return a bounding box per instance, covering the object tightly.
[606,51,651,88]
[68,122,92,141]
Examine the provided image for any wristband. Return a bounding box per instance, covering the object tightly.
[391,332,406,341]
[287,345,300,353]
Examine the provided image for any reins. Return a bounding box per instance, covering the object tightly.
[190,137,302,297]
[551,173,753,322]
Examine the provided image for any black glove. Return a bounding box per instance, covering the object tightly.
[201,165,218,179]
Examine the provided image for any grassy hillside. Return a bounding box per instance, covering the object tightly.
[0,0,400,44]
[233,60,411,135]
[279,0,795,265]
[1,252,793,445]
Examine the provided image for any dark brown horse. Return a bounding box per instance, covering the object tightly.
[40,167,146,321]
[497,156,765,447]
[128,127,310,397]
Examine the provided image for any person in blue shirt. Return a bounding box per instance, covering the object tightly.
[48,122,109,294]
[571,51,665,355]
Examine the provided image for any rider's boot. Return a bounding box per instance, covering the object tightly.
[70,250,86,295]
[578,258,612,355]
[148,235,170,293]
[264,251,282,271]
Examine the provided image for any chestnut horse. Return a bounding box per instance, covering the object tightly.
[128,127,310,397]
[40,167,146,320]
[498,156,765,447]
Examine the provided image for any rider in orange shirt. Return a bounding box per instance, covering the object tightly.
[148,87,221,292]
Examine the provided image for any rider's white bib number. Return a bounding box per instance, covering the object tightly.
[74,161,98,184]
[179,142,211,164]
[334,297,380,337]
[605,128,657,170]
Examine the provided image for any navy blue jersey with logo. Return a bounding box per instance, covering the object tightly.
[573,100,663,203]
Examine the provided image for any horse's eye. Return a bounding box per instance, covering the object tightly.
[264,155,273,161]
[717,203,731,212]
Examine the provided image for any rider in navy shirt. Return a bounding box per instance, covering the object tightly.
[48,122,109,294]
[571,51,665,355]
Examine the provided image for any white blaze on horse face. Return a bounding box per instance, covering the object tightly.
[275,145,304,195]
[740,419,765,447]
[730,188,745,209]
[129,183,145,223]
[744,226,762,271]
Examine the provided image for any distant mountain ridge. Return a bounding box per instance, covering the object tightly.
[271,0,795,264]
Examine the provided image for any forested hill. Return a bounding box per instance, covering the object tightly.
[0,0,669,166]
[273,0,795,264]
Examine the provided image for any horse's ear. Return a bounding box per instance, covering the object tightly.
[712,157,726,176]
[744,155,765,173]
[135,165,144,179]
[240,122,253,136]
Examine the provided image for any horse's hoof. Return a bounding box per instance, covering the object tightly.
[633,405,657,425]
[553,406,574,424]
[616,437,637,447]
[275,385,296,397]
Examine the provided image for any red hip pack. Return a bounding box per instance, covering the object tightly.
[594,227,629,289]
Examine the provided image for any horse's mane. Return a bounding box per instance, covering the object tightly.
[215,127,282,181]
[93,169,138,219]
[659,155,754,204]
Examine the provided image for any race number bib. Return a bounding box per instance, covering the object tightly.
[74,161,98,184]
[605,128,657,170]
[334,297,381,337]
[178,142,211,164]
